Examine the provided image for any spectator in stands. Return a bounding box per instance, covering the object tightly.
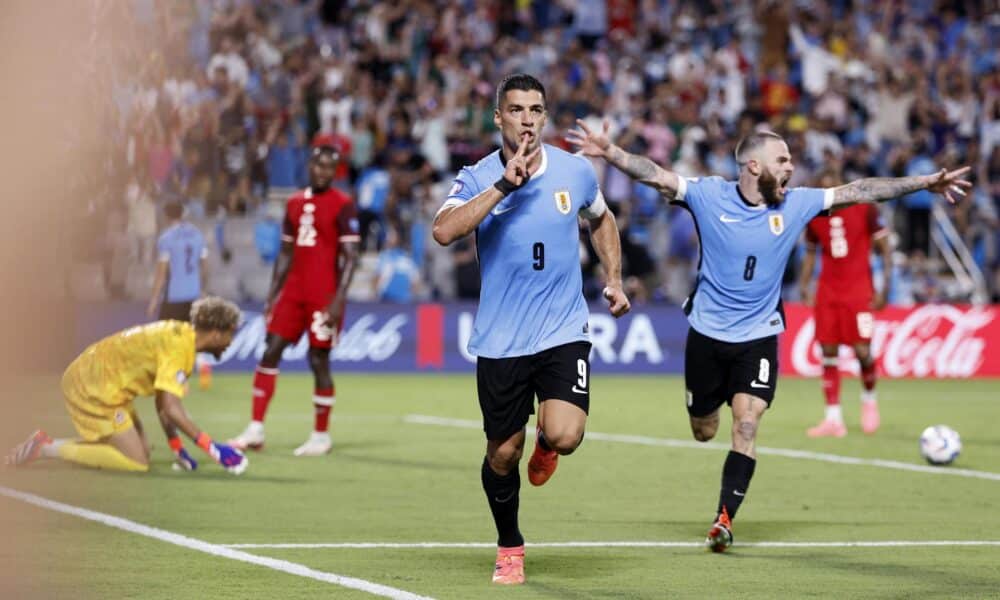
[373,228,423,304]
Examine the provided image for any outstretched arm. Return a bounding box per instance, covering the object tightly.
[831,166,972,208]
[587,210,630,317]
[566,119,681,200]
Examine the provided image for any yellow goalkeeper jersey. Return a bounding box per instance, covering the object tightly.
[63,320,196,406]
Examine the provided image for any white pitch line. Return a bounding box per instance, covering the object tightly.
[404,414,1000,482]
[0,485,432,600]
[223,540,1000,550]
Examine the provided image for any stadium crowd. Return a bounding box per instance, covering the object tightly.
[77,0,1000,305]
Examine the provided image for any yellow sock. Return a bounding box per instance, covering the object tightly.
[56,442,149,472]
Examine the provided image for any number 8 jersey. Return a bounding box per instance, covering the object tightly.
[282,186,360,302]
[672,176,832,343]
[805,203,887,307]
[439,144,607,358]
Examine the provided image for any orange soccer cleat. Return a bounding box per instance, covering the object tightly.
[807,419,847,438]
[492,545,525,584]
[705,507,734,553]
[527,428,558,486]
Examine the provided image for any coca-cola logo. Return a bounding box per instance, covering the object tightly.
[790,305,995,378]
[213,312,407,365]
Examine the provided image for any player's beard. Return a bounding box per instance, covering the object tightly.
[758,169,784,207]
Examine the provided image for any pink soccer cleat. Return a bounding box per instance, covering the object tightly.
[5,430,52,467]
[807,419,847,438]
[861,401,881,435]
[492,545,525,584]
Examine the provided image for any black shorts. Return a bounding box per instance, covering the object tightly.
[159,301,193,322]
[477,341,591,440]
[684,328,778,417]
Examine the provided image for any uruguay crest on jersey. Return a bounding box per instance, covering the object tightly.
[555,190,571,215]
[768,213,784,235]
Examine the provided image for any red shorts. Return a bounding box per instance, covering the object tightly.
[814,301,874,346]
[267,294,342,349]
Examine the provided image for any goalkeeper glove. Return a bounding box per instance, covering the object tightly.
[168,436,198,471]
[196,432,248,475]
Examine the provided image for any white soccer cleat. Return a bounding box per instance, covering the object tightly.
[228,422,265,451]
[293,432,332,457]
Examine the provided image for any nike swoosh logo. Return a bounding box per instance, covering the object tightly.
[492,205,516,216]
[571,386,587,394]
[750,381,769,389]
[720,214,740,223]
[733,490,745,496]
[494,491,517,503]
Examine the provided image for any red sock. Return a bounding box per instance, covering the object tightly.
[861,360,877,392]
[821,357,840,406]
[251,366,279,422]
[314,387,335,433]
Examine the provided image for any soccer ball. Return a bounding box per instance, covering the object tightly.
[919,425,961,466]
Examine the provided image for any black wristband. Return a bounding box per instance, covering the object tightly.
[493,178,519,196]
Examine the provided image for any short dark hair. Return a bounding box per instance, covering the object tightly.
[734,131,785,165]
[495,73,546,109]
[164,201,184,220]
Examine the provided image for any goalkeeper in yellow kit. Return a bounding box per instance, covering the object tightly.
[6,297,248,474]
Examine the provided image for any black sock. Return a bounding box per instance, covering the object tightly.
[481,457,524,548]
[536,429,552,453]
[717,450,756,520]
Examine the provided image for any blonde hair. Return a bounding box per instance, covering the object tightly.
[190,296,241,332]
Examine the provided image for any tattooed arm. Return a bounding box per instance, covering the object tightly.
[831,167,972,208]
[566,119,682,200]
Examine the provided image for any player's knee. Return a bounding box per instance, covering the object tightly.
[690,419,718,442]
[734,418,759,443]
[260,347,283,367]
[308,349,330,370]
[487,447,522,473]
[543,427,584,455]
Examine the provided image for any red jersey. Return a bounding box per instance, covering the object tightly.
[806,203,887,305]
[281,186,360,301]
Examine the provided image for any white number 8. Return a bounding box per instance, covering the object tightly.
[758,358,770,384]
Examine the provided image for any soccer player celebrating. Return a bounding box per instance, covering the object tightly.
[229,145,360,456]
[567,122,970,553]
[147,200,213,389]
[799,176,893,437]
[6,297,246,474]
[433,74,630,585]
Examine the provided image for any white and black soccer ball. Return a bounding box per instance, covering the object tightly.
[919,425,962,466]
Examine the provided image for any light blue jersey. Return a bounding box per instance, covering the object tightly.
[440,144,607,358]
[674,176,832,343]
[157,222,207,302]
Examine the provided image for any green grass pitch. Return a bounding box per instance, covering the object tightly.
[1,373,999,599]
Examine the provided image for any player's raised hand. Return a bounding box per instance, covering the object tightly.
[565,119,612,158]
[603,285,631,318]
[502,133,541,188]
[924,166,972,204]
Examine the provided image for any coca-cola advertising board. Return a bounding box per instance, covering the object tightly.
[76,302,1000,377]
[781,303,1000,378]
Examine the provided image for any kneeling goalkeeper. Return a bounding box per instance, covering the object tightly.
[7,297,247,474]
